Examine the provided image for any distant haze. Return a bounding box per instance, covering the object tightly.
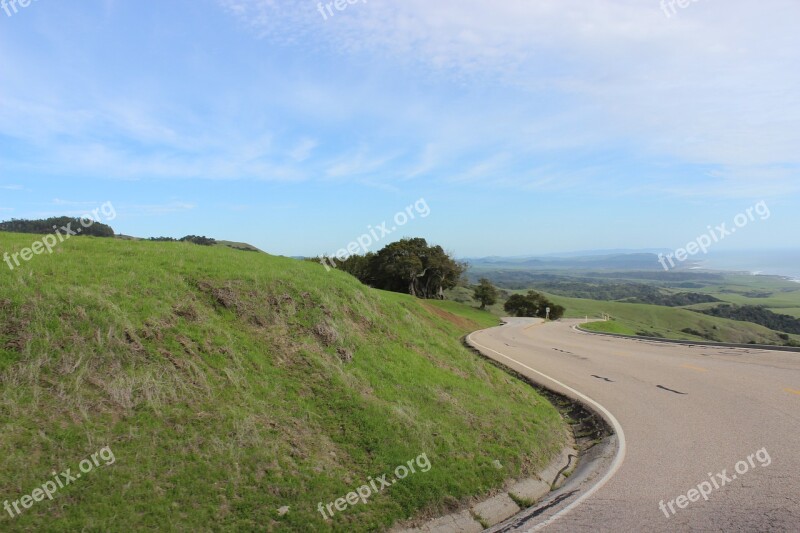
[465,249,800,280]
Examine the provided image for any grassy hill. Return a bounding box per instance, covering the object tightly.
[446,284,800,345]
[551,295,799,344]
[0,232,567,532]
[687,273,800,318]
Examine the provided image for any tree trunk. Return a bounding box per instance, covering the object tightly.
[412,269,428,298]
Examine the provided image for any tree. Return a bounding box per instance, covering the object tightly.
[547,303,566,320]
[320,238,465,300]
[370,238,464,299]
[325,253,376,284]
[180,235,217,246]
[0,216,115,237]
[473,278,498,310]
[504,291,565,320]
[504,293,540,317]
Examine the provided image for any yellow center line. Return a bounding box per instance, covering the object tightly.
[681,364,708,372]
[785,388,800,396]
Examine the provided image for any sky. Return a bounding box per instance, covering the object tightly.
[1,0,799,258]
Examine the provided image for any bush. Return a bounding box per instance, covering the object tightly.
[696,305,800,335]
[504,291,565,319]
[180,235,217,246]
[0,216,114,237]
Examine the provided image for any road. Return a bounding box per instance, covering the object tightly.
[468,318,800,532]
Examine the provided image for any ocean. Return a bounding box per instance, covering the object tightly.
[696,250,800,281]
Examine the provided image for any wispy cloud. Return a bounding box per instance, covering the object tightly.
[218,0,800,197]
[288,138,318,162]
[1,0,797,255]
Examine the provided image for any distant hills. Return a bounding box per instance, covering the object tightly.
[464,251,699,272]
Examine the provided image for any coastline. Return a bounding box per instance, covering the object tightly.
[694,250,800,281]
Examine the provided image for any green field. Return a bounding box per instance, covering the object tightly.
[688,274,800,308]
[580,320,638,336]
[445,285,509,317]
[0,233,565,532]
[447,277,800,346]
[546,294,799,344]
[770,307,800,319]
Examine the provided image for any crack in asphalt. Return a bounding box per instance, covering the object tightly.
[657,384,688,395]
[554,348,589,360]
[591,375,614,383]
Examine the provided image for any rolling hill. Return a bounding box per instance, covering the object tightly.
[0,232,567,532]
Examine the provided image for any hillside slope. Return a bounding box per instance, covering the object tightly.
[446,285,800,345]
[547,294,800,345]
[0,233,567,532]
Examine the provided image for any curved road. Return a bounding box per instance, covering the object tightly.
[468,318,800,532]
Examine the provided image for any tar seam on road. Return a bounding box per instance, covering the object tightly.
[553,454,578,486]
[657,385,688,395]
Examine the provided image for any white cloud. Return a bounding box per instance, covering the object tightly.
[288,138,318,162]
[323,146,400,179]
[220,0,800,197]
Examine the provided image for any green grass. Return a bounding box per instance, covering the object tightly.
[0,233,567,532]
[769,307,800,319]
[451,272,800,346]
[544,294,799,344]
[449,277,800,346]
[581,321,638,336]
[444,286,510,317]
[424,300,502,329]
[689,274,800,308]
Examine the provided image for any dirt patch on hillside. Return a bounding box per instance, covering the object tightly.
[419,302,478,331]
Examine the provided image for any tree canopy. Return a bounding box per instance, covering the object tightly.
[696,304,800,335]
[504,291,565,320]
[473,278,498,309]
[0,216,115,238]
[321,238,465,299]
[148,236,218,246]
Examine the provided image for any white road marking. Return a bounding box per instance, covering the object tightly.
[466,329,627,532]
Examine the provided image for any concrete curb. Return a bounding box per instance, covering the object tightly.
[392,441,579,533]
[462,323,624,532]
[391,321,610,533]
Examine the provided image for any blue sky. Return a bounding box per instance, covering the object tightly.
[1,0,798,258]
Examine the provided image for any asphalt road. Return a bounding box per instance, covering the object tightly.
[468,318,800,532]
